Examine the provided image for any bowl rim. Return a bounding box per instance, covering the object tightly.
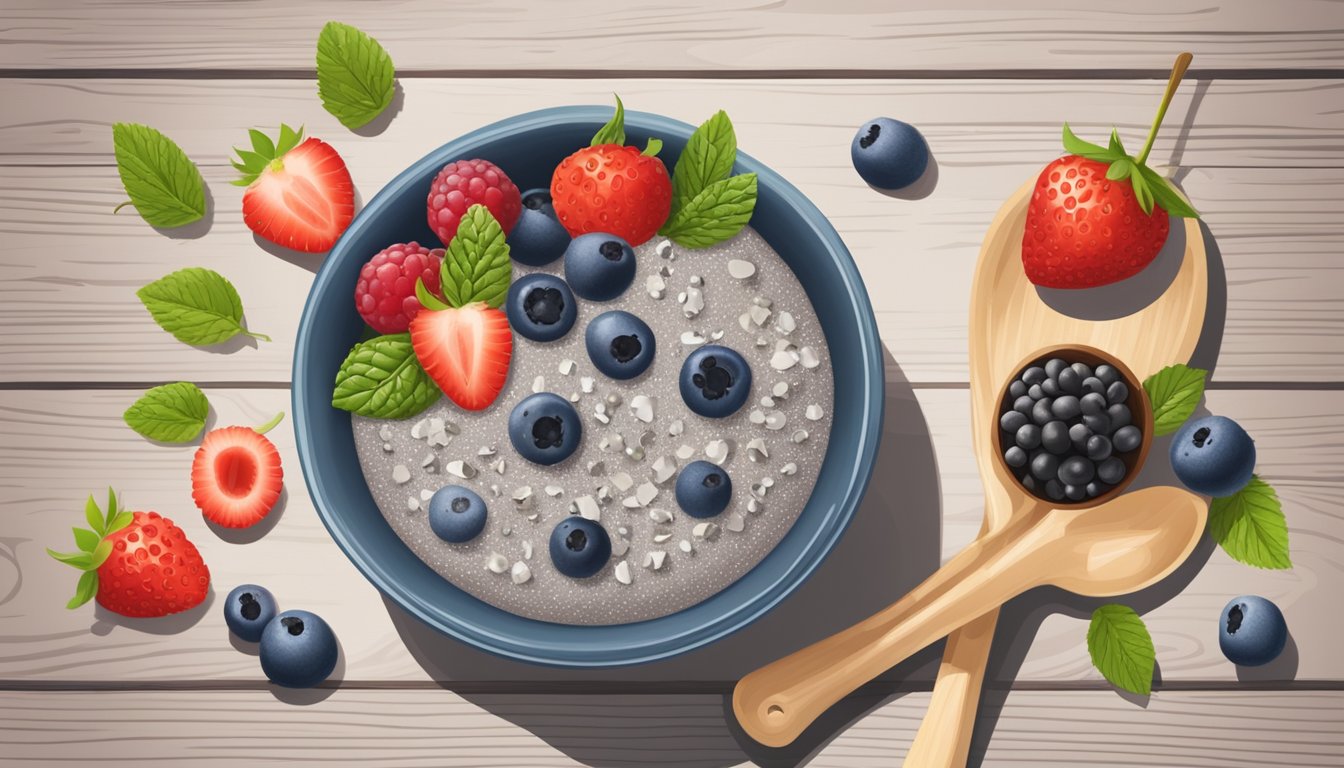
[292,105,884,667]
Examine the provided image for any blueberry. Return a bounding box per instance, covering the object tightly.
[505,273,577,342]
[1097,456,1127,485]
[1106,380,1130,405]
[224,584,277,643]
[1044,358,1067,379]
[428,485,488,543]
[1083,413,1112,435]
[1041,420,1070,454]
[1004,446,1028,468]
[1013,395,1034,416]
[1071,362,1093,379]
[1031,398,1054,426]
[1027,384,1045,401]
[1022,367,1046,386]
[1219,595,1287,667]
[1113,425,1143,454]
[509,393,582,466]
[680,345,752,418]
[1009,380,1027,398]
[1081,392,1108,416]
[1064,483,1087,501]
[1069,422,1093,451]
[1058,367,1082,395]
[1081,377,1106,396]
[1000,410,1029,434]
[564,232,636,301]
[585,310,655,379]
[259,610,338,688]
[1051,395,1082,420]
[850,117,929,191]
[1085,481,1105,498]
[507,190,570,266]
[675,461,733,518]
[549,517,612,579]
[1045,479,1066,501]
[1016,423,1042,450]
[1031,452,1060,481]
[1095,364,1119,385]
[1170,415,1257,497]
[1041,378,1061,397]
[1058,456,1095,486]
[1107,403,1132,430]
[1086,434,1113,461]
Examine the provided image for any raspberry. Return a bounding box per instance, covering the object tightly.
[355,242,444,334]
[426,159,522,246]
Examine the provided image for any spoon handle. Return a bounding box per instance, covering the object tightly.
[733,517,1051,748]
[901,609,998,767]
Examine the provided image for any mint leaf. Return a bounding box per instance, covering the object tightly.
[137,267,270,346]
[111,123,206,228]
[591,94,625,146]
[1143,363,1207,436]
[671,110,737,217]
[1135,164,1200,219]
[316,21,396,130]
[332,333,440,419]
[439,204,512,308]
[660,173,757,249]
[1087,604,1156,696]
[123,382,210,443]
[1210,476,1291,569]
[67,570,98,610]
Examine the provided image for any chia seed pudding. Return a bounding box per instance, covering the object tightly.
[352,227,835,625]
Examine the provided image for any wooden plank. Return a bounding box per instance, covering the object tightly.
[2,1,1342,72]
[1,79,1341,383]
[0,387,1335,684]
[0,688,1340,767]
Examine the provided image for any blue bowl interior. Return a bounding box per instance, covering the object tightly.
[293,106,883,667]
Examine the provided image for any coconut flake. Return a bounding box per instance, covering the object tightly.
[771,349,799,371]
[705,439,730,464]
[675,444,695,460]
[799,346,820,369]
[406,496,420,512]
[545,485,564,497]
[648,508,674,524]
[683,286,704,318]
[726,513,746,533]
[410,419,431,440]
[748,304,771,327]
[446,460,476,479]
[680,330,706,346]
[642,550,668,571]
[558,359,576,375]
[772,381,790,398]
[630,395,655,423]
[746,438,769,462]
[646,274,667,299]
[692,522,720,541]
[635,482,659,506]
[572,495,601,521]
[510,561,532,584]
[748,409,766,425]
[780,462,798,476]
[651,455,677,484]
[652,532,673,544]
[668,419,684,437]
[791,429,809,444]
[615,560,632,584]
[775,311,796,334]
[478,445,496,457]
[523,540,533,560]
[492,458,506,475]
[581,376,595,394]
[656,239,675,260]
[728,259,757,280]
[392,464,411,484]
[679,539,693,554]
[486,553,509,574]
[806,404,824,421]
[764,411,788,431]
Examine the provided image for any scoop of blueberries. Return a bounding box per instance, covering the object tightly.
[999,356,1143,502]
[224,584,339,688]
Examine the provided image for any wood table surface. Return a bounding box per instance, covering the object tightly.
[2,2,1342,765]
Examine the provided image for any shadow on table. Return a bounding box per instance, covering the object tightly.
[386,345,943,767]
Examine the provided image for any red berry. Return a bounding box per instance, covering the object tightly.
[427,159,521,247]
[1021,154,1170,289]
[191,425,284,529]
[410,302,513,411]
[551,145,672,246]
[97,511,210,617]
[235,127,354,254]
[355,242,444,333]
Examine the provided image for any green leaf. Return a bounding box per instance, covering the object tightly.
[106,487,119,527]
[591,94,626,146]
[316,21,397,130]
[248,128,275,158]
[47,549,93,569]
[84,495,104,537]
[1143,363,1208,436]
[1087,604,1156,696]
[1129,169,1155,215]
[122,382,211,443]
[89,540,114,570]
[1061,123,1119,162]
[415,278,451,312]
[660,173,758,249]
[671,110,737,217]
[332,333,441,419]
[72,527,100,553]
[66,571,98,610]
[111,123,206,229]
[439,204,512,308]
[1210,476,1291,569]
[1105,158,1133,181]
[136,267,269,346]
[1135,164,1200,219]
[276,123,303,156]
[1107,129,1127,155]
[107,511,135,535]
[642,137,663,157]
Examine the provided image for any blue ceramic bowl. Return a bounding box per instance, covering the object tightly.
[293,106,883,667]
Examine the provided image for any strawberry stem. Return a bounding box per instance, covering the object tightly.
[1135,52,1194,166]
[254,411,285,435]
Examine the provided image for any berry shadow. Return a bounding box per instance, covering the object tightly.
[89,587,215,636]
[151,182,215,240]
[868,152,939,202]
[206,486,287,544]
[1235,628,1299,683]
[382,345,943,767]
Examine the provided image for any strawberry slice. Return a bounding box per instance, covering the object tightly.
[233,124,354,253]
[191,413,285,528]
[410,302,513,411]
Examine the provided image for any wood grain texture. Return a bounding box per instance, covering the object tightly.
[0,387,1335,684]
[0,689,1341,767]
[2,1,1343,72]
[1,79,1342,383]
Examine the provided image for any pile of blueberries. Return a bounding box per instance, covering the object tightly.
[998,356,1144,503]
[223,584,338,689]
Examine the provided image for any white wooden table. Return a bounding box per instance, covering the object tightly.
[2,2,1342,765]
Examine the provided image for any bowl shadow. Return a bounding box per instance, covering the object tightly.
[384,346,941,767]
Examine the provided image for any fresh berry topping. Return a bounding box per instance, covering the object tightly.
[548,517,612,579]
[1219,595,1288,667]
[507,188,571,266]
[426,158,521,247]
[224,584,278,643]
[508,393,582,466]
[260,609,339,688]
[427,485,488,543]
[191,415,285,529]
[354,242,444,333]
[410,302,513,411]
[505,273,577,342]
[1170,415,1256,497]
[679,345,751,418]
[564,232,637,301]
[233,125,354,253]
[585,310,655,380]
[850,117,929,191]
[675,460,733,519]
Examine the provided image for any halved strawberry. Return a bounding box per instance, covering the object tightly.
[191,413,285,528]
[410,302,513,411]
[233,124,354,253]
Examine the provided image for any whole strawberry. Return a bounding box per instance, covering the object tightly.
[1022,53,1199,290]
[551,96,672,246]
[232,125,354,253]
[427,158,521,247]
[48,489,210,618]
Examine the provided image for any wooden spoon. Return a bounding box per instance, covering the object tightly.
[733,486,1206,747]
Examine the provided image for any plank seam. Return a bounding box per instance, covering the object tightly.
[1,382,1341,392]
[2,68,1343,80]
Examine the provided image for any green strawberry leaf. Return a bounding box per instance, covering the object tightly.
[671,110,738,217]
[137,267,270,346]
[316,21,396,130]
[47,549,93,569]
[1143,363,1207,436]
[643,137,663,157]
[84,495,104,537]
[111,123,207,229]
[1108,128,1126,155]
[108,511,135,535]
[232,125,305,186]
[1128,168,1155,215]
[277,123,303,156]
[67,571,98,610]
[106,488,119,528]
[415,278,451,312]
[1105,157,1133,181]
[1209,476,1292,569]
[89,540,113,570]
[660,173,758,249]
[591,94,626,146]
[1135,164,1200,219]
[1061,123,1120,162]
[332,333,441,419]
[249,128,275,157]
[72,527,100,553]
[439,204,512,308]
[1088,604,1156,696]
[123,381,211,443]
